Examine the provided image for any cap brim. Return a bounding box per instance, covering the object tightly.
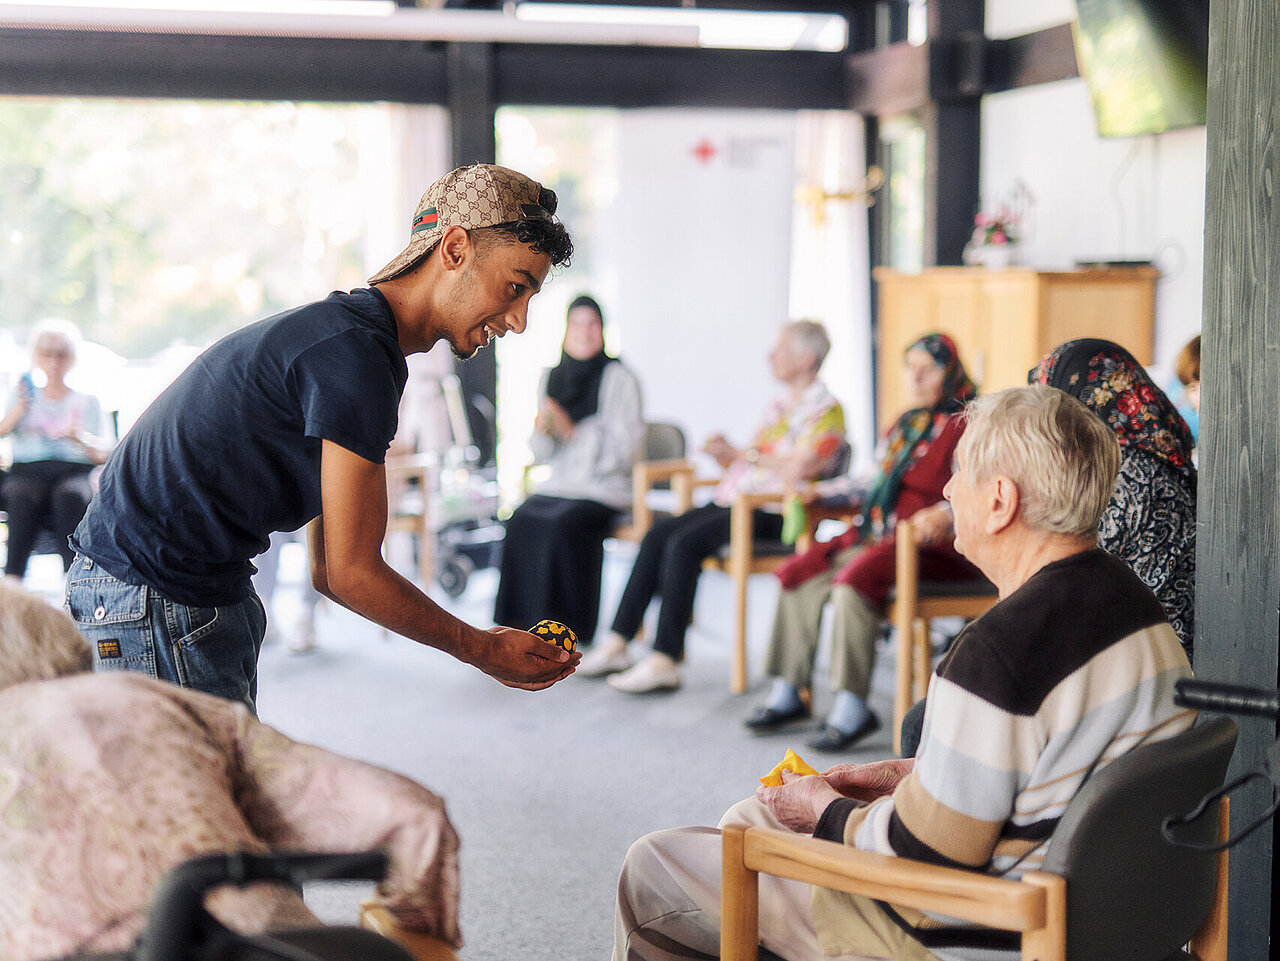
[368,232,437,285]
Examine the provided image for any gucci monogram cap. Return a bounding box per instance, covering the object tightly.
[369,164,555,285]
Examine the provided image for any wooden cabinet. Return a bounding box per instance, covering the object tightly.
[873,265,1157,432]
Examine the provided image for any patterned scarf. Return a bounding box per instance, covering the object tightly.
[860,333,977,536]
[1029,338,1195,474]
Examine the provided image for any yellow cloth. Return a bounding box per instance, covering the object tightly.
[759,748,820,786]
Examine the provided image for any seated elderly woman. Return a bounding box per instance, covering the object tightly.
[744,333,981,751]
[613,385,1193,961]
[0,318,112,583]
[0,582,461,961]
[493,294,644,639]
[1029,338,1197,656]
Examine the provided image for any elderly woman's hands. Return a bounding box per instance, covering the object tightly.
[756,768,846,833]
[909,501,953,545]
[821,758,915,802]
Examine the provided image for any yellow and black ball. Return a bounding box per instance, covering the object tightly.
[529,619,577,654]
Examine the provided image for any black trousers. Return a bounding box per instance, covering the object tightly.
[493,494,621,639]
[609,503,783,661]
[2,459,94,576]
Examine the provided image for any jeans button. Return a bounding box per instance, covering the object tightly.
[94,605,106,620]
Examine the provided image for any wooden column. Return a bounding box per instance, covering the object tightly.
[446,41,499,467]
[1198,1,1280,957]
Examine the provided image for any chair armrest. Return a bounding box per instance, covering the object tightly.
[359,899,461,961]
[630,459,697,532]
[725,825,1056,935]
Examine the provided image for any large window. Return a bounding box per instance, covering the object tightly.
[0,97,383,430]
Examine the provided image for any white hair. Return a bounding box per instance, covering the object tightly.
[29,317,83,363]
[0,582,92,692]
[785,319,831,372]
[962,385,1121,537]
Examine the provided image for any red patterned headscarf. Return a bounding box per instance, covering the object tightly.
[1029,338,1195,473]
[860,334,977,536]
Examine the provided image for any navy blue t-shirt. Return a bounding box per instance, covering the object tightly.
[73,287,408,607]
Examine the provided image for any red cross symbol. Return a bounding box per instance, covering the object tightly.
[691,138,718,164]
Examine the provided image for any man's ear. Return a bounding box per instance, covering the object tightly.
[984,474,1020,535]
[438,225,472,271]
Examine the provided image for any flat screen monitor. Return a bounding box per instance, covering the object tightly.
[1072,0,1209,138]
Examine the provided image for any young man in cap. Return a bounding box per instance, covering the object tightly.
[66,164,577,713]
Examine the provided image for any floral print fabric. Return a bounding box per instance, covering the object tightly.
[1031,338,1197,655]
[0,672,460,961]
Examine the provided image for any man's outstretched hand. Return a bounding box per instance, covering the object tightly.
[469,625,581,690]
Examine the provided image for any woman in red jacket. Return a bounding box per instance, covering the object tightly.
[745,333,980,751]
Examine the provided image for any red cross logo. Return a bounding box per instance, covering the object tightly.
[691,138,718,165]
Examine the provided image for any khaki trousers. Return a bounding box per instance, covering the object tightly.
[764,544,883,698]
[612,797,937,961]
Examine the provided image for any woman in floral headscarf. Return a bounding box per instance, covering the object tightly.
[1030,338,1197,656]
[745,333,983,751]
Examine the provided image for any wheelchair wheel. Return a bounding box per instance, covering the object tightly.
[438,554,473,598]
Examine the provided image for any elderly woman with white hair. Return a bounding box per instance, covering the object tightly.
[0,318,112,582]
[0,582,463,961]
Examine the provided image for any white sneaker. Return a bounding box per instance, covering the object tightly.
[578,642,633,677]
[287,611,317,653]
[606,655,681,694]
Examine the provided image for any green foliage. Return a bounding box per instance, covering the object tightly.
[0,97,370,359]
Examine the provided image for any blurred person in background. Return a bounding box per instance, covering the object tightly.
[1030,338,1196,656]
[745,334,979,752]
[0,318,112,584]
[580,320,846,694]
[494,294,644,640]
[1173,333,1201,452]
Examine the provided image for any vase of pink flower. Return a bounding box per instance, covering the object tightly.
[965,210,1020,267]
[964,183,1032,268]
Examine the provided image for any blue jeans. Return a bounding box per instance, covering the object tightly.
[64,554,267,714]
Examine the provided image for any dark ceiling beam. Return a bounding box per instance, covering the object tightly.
[843,21,1078,117]
[0,29,845,108]
[845,41,926,115]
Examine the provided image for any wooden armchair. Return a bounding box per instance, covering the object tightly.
[610,421,690,543]
[360,899,462,961]
[385,452,438,586]
[722,716,1237,961]
[887,519,998,752]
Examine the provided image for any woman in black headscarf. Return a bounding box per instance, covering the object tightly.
[1030,337,1197,657]
[493,295,644,638]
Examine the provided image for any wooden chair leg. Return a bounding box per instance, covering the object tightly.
[893,615,913,756]
[721,824,759,961]
[912,619,931,703]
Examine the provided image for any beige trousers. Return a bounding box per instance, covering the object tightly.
[612,797,937,961]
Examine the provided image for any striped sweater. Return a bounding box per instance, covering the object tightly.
[811,548,1194,960]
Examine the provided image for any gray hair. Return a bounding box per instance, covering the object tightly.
[962,385,1121,537]
[784,319,831,372]
[29,317,82,364]
[0,583,92,692]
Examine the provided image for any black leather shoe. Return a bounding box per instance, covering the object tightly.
[744,702,812,732]
[806,714,881,752]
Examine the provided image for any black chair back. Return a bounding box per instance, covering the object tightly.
[1039,715,1237,961]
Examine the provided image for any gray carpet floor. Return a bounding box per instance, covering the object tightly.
[247,541,902,961]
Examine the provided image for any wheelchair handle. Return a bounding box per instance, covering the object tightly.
[137,850,389,961]
[1174,678,1280,720]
